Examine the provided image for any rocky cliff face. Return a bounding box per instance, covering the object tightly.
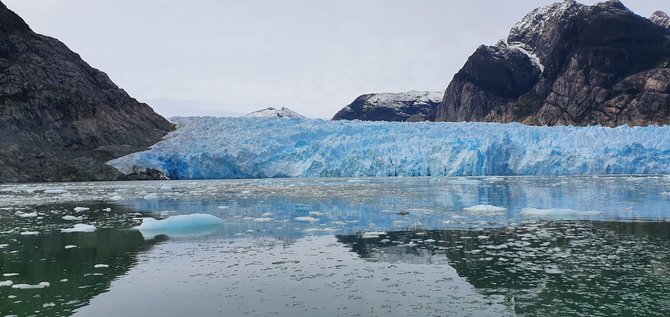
[333,91,442,122]
[436,0,670,126]
[0,2,174,182]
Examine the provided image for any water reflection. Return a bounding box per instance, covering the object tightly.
[337,221,670,317]
[0,229,162,316]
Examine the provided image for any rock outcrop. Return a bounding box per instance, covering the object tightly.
[245,107,305,119]
[436,0,670,126]
[332,91,442,122]
[0,2,174,182]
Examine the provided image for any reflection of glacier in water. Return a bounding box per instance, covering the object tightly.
[115,176,670,240]
[109,117,670,179]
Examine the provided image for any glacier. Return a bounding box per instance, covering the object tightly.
[108,117,670,179]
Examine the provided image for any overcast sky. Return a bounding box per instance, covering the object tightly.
[4,0,669,119]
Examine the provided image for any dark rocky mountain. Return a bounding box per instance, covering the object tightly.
[436,0,670,126]
[0,2,174,182]
[332,91,442,122]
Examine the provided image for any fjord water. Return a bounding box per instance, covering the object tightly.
[1,176,669,316]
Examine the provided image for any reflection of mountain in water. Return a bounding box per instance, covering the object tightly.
[0,229,162,316]
[337,221,670,316]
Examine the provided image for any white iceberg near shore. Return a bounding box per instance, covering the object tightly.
[109,117,670,179]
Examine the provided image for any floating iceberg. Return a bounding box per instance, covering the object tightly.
[109,117,670,179]
[61,224,97,233]
[134,214,225,239]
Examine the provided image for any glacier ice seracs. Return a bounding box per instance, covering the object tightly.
[108,117,670,179]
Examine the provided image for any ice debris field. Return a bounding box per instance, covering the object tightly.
[109,117,670,179]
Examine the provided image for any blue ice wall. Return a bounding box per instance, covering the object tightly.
[108,117,670,179]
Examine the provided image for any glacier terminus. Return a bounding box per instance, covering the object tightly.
[108,117,670,179]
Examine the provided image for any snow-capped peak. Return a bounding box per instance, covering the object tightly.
[508,0,583,53]
[244,107,306,119]
[650,11,670,30]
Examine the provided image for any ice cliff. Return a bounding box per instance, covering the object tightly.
[109,117,670,179]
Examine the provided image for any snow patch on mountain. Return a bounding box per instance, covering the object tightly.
[245,107,305,119]
[360,91,443,110]
[650,11,670,30]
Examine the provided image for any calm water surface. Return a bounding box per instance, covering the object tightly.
[0,176,669,316]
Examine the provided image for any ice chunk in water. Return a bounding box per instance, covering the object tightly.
[73,207,90,212]
[521,208,602,218]
[62,215,83,221]
[134,214,225,239]
[0,280,13,287]
[61,224,97,233]
[12,282,50,289]
[94,264,109,268]
[294,216,319,222]
[463,205,507,214]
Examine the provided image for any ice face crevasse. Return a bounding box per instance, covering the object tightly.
[108,117,670,179]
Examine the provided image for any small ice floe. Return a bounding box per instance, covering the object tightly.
[44,188,68,194]
[308,211,326,216]
[0,244,8,248]
[12,282,50,289]
[16,212,38,218]
[20,231,39,236]
[94,264,109,268]
[0,280,13,287]
[3,273,19,277]
[304,228,337,233]
[62,215,83,221]
[252,217,273,222]
[64,245,77,249]
[102,208,112,212]
[463,205,507,214]
[43,302,56,308]
[217,206,229,209]
[294,216,319,222]
[61,224,97,233]
[73,207,90,212]
[60,279,68,282]
[134,214,224,239]
[143,193,159,200]
[520,208,602,218]
[362,231,387,239]
[661,192,670,196]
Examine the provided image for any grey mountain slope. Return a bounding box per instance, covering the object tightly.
[0,1,174,182]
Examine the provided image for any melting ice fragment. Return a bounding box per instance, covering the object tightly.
[62,215,83,221]
[521,208,602,218]
[73,207,90,212]
[134,214,225,239]
[294,216,320,222]
[463,205,508,214]
[12,282,50,289]
[0,280,13,287]
[61,224,97,233]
